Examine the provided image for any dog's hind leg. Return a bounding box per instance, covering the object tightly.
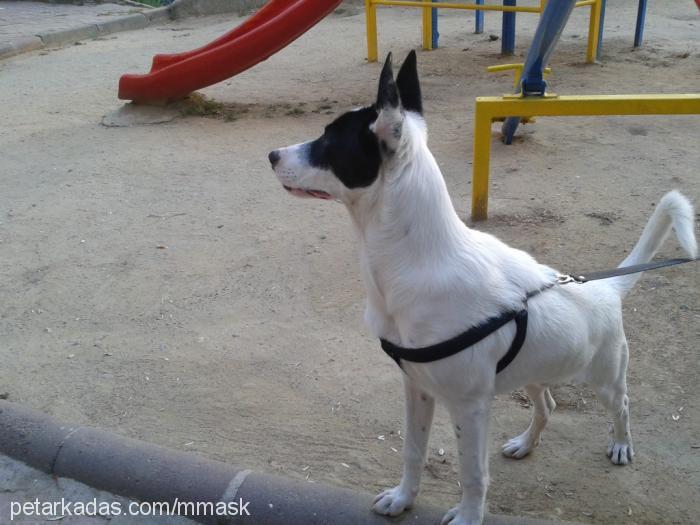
[373,376,435,517]
[591,339,634,465]
[502,384,556,459]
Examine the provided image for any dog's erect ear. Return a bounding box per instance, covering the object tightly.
[372,53,404,156]
[376,52,399,109]
[396,50,422,115]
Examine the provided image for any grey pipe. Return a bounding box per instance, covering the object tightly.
[0,400,576,525]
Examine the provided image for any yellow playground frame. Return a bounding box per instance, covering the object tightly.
[364,0,604,64]
[470,94,700,221]
[363,1,698,222]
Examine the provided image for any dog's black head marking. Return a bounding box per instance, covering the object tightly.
[290,51,424,192]
[307,106,381,189]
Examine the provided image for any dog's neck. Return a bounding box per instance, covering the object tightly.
[342,114,551,344]
[348,114,466,254]
[345,115,470,300]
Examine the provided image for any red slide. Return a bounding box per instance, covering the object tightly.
[118,0,342,104]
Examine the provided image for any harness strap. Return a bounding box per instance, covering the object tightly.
[496,309,528,373]
[380,307,528,374]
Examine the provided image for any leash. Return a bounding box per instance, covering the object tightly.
[380,257,698,373]
[557,257,698,284]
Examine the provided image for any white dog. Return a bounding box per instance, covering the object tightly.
[268,51,697,525]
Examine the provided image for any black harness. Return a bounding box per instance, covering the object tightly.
[380,285,551,373]
[381,308,528,373]
[379,257,697,374]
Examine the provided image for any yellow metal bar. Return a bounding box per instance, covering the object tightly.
[422,3,433,50]
[470,94,700,221]
[472,103,493,221]
[487,63,552,90]
[371,1,542,13]
[488,64,525,90]
[366,0,379,62]
[370,0,595,63]
[371,0,591,10]
[476,94,700,118]
[586,0,602,63]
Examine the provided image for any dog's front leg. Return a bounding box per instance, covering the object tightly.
[372,375,435,516]
[441,395,492,525]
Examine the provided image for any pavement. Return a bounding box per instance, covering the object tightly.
[0,1,168,59]
[0,454,196,524]
[0,0,262,59]
[0,1,135,43]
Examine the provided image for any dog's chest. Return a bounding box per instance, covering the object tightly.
[359,256,488,349]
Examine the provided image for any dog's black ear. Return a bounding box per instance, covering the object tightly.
[376,52,399,109]
[372,53,404,156]
[396,50,422,115]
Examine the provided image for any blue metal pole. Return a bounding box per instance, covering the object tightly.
[634,0,647,47]
[432,0,440,49]
[597,0,607,58]
[475,0,484,34]
[501,0,516,55]
[501,0,577,144]
[501,117,521,145]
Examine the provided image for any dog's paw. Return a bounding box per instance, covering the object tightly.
[607,441,634,465]
[440,505,482,525]
[501,431,539,459]
[371,486,414,516]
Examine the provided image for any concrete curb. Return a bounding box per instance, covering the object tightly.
[169,0,266,18]
[0,0,264,61]
[0,401,579,525]
[0,6,169,60]
[0,35,44,60]
[35,7,171,48]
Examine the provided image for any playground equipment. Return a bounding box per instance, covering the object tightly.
[117,0,675,104]
[437,0,675,54]
[466,0,700,220]
[631,0,700,47]
[117,0,698,222]
[364,0,604,63]
[118,0,342,103]
[470,94,700,221]
[499,0,578,144]
[634,0,647,47]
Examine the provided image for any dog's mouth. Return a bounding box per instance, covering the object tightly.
[283,185,333,200]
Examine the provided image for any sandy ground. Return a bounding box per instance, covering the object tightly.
[1,2,699,524]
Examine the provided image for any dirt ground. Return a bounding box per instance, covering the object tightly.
[1,2,698,524]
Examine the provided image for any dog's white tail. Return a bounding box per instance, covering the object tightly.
[612,191,697,298]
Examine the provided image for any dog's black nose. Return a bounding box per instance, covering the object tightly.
[268,150,281,168]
